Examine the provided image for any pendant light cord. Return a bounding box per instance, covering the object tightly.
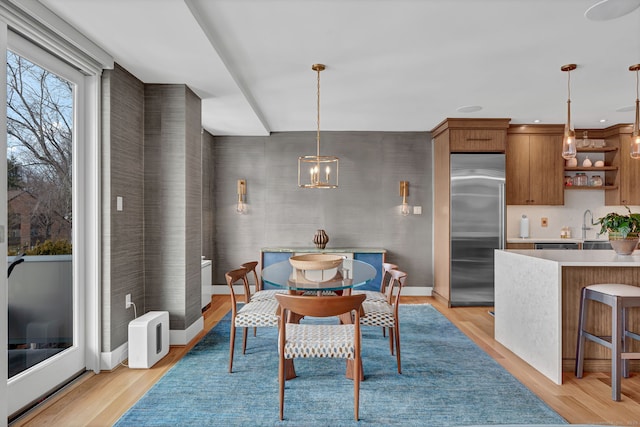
[635,67,640,135]
[566,68,572,128]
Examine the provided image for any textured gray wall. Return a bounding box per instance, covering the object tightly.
[212,131,433,288]
[101,65,145,351]
[144,85,202,331]
[202,131,215,276]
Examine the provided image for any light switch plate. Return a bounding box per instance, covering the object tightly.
[116,196,123,211]
[413,206,422,215]
[541,217,548,227]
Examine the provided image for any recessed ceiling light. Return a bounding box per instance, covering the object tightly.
[533,119,541,123]
[600,119,607,123]
[456,105,482,113]
[585,0,640,21]
[616,105,635,112]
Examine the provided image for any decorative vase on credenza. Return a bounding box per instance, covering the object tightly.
[313,229,329,249]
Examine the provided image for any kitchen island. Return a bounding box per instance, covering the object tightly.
[494,249,640,384]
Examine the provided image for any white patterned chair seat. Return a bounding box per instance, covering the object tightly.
[352,290,387,303]
[235,299,279,327]
[301,290,338,296]
[360,301,395,328]
[250,289,288,301]
[282,323,356,359]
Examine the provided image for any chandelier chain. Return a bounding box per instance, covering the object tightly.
[316,66,321,157]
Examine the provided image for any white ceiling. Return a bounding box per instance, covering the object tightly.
[38,0,640,136]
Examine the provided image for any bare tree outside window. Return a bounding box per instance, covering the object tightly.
[6,50,72,254]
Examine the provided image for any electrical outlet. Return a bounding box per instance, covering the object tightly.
[541,217,548,227]
[125,293,132,309]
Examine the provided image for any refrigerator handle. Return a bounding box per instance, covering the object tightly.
[498,182,505,250]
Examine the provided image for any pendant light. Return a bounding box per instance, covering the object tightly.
[561,64,577,160]
[298,64,339,188]
[630,64,640,159]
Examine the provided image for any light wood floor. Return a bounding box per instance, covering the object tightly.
[11,296,640,426]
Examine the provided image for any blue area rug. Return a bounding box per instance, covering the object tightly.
[115,304,567,426]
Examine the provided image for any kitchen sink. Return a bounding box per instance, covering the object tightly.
[582,240,612,250]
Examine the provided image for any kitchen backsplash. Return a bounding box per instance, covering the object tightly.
[507,191,640,240]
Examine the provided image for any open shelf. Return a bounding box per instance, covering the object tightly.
[565,166,617,172]
[565,185,617,190]
[576,146,618,153]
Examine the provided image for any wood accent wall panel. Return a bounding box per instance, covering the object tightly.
[101,64,145,351]
[432,130,451,303]
[562,267,640,370]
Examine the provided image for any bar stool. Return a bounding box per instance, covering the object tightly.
[575,284,640,401]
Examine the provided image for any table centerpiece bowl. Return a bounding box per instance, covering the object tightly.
[289,254,344,270]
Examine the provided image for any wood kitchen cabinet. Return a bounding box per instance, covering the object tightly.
[506,126,564,205]
[603,125,640,205]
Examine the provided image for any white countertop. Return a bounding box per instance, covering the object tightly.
[501,249,640,266]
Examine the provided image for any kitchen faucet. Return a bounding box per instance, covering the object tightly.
[582,209,597,240]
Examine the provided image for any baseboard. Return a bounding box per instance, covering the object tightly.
[101,342,128,371]
[100,316,205,370]
[212,284,433,296]
[170,316,204,346]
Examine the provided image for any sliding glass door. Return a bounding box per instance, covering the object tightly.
[5,32,85,417]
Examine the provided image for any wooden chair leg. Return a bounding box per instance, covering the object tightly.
[354,355,360,421]
[389,327,395,355]
[394,323,402,374]
[242,327,248,354]
[279,355,285,420]
[228,323,236,373]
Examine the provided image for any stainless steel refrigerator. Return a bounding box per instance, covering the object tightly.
[450,153,505,306]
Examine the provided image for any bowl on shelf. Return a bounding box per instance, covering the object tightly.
[289,254,344,270]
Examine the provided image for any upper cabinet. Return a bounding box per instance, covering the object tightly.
[603,125,640,206]
[506,125,564,205]
[432,118,510,153]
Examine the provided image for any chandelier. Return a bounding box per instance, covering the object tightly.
[298,64,339,188]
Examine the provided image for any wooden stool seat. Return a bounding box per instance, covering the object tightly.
[575,284,640,401]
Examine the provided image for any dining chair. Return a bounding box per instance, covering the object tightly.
[352,262,398,302]
[353,262,398,338]
[225,267,279,373]
[274,293,366,421]
[359,269,407,373]
[241,261,287,302]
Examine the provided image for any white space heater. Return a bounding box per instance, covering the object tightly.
[128,311,170,369]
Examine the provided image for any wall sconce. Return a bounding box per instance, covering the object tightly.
[400,181,410,216]
[236,179,247,214]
